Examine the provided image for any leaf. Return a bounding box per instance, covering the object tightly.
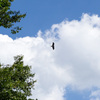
[0,55,36,99]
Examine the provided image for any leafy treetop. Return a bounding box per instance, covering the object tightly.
[0,0,26,34]
[0,55,37,100]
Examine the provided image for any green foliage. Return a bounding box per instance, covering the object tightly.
[0,0,26,34]
[0,55,37,100]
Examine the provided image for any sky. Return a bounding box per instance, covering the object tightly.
[1,0,100,100]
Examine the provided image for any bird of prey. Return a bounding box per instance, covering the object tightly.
[51,42,55,50]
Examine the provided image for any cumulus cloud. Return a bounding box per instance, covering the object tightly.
[50,13,100,90]
[90,90,100,100]
[1,13,100,99]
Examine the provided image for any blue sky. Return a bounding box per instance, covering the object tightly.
[1,0,100,38]
[1,0,100,100]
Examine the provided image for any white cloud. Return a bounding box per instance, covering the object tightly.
[49,13,100,90]
[90,90,100,100]
[1,13,100,99]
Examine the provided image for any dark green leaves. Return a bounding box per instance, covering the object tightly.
[0,0,26,34]
[0,55,36,100]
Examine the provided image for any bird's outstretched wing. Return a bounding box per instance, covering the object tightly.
[51,42,55,50]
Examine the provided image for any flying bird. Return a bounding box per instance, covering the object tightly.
[51,42,55,50]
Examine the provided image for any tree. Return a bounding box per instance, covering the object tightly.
[0,55,37,100]
[0,0,26,34]
[0,1,38,99]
